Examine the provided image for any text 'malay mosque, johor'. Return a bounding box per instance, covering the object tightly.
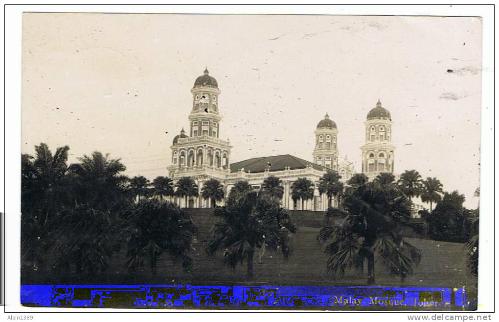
[168,69,395,210]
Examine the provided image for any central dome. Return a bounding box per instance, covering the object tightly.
[367,100,391,120]
[317,113,337,129]
[194,68,218,88]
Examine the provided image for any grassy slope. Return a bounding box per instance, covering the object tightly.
[24,208,475,297]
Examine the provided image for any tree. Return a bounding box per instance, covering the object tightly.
[261,176,284,202]
[373,172,396,187]
[227,180,253,204]
[345,173,369,195]
[175,177,199,208]
[21,143,72,271]
[398,170,423,201]
[129,176,151,202]
[318,170,344,208]
[50,205,119,275]
[207,189,296,279]
[318,179,421,285]
[68,151,129,211]
[201,178,225,208]
[420,177,443,212]
[22,143,71,225]
[152,176,175,201]
[291,178,315,210]
[126,199,197,274]
[427,191,468,242]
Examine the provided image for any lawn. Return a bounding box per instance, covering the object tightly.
[23,209,476,296]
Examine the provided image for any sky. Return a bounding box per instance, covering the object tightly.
[22,13,482,207]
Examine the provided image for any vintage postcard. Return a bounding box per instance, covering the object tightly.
[17,10,484,311]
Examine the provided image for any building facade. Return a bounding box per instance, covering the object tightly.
[168,69,394,210]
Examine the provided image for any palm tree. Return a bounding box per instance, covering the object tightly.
[68,151,128,211]
[22,143,71,225]
[318,179,421,285]
[21,143,72,272]
[420,177,443,211]
[50,205,119,275]
[318,170,344,209]
[345,173,369,196]
[227,180,253,203]
[175,177,199,208]
[207,189,296,279]
[152,176,175,201]
[129,176,151,202]
[347,173,369,187]
[397,170,423,201]
[291,178,315,210]
[126,199,197,274]
[373,172,396,187]
[201,178,225,208]
[261,175,284,202]
[427,190,467,242]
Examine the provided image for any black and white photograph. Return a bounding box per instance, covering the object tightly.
[1,3,496,319]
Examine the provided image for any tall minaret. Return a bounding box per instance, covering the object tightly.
[169,68,231,178]
[189,68,221,138]
[313,113,339,170]
[361,100,395,179]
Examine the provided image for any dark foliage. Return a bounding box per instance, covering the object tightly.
[201,178,225,208]
[318,178,421,284]
[426,191,474,242]
[207,189,296,279]
[125,199,197,274]
[49,205,120,275]
[175,177,199,208]
[318,170,344,208]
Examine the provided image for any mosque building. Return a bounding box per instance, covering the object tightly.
[168,69,393,210]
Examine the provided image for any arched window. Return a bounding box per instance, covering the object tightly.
[196,149,203,166]
[215,152,221,168]
[187,150,195,167]
[379,152,385,158]
[202,121,209,136]
[207,149,214,166]
[179,151,186,167]
[212,122,218,137]
[319,135,324,142]
[193,121,199,136]
[369,153,375,158]
[370,126,376,141]
[379,125,385,141]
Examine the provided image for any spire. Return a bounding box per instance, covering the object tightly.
[180,128,185,135]
[324,113,330,119]
[204,67,209,75]
[376,99,382,107]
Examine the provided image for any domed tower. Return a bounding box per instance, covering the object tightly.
[189,68,221,138]
[313,113,339,170]
[169,68,231,181]
[361,100,395,179]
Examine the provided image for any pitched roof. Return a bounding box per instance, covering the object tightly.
[230,154,326,173]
